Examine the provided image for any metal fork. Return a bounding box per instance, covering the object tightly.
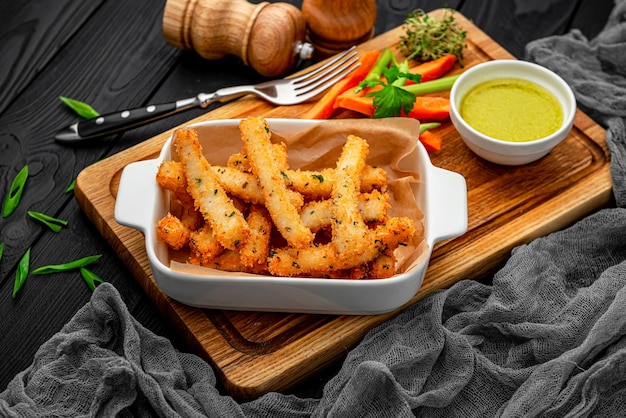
[55,47,360,142]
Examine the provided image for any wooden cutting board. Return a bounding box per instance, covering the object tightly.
[75,10,611,401]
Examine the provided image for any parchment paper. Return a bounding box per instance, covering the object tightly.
[167,117,429,277]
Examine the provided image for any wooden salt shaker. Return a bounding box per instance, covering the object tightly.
[301,0,377,59]
[162,0,313,77]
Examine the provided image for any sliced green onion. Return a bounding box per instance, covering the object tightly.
[2,164,29,218]
[59,96,100,119]
[80,267,104,291]
[28,211,68,232]
[13,247,31,298]
[65,179,76,193]
[0,243,3,262]
[32,254,102,274]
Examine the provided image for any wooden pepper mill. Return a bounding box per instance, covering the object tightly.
[162,0,314,77]
[301,0,377,59]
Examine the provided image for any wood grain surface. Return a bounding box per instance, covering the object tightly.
[74,10,611,400]
[1,0,615,397]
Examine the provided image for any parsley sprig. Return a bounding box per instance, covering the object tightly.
[356,49,421,118]
[361,62,423,118]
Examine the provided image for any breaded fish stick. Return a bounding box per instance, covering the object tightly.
[267,217,415,276]
[300,190,390,231]
[331,135,370,256]
[174,128,249,250]
[240,116,313,248]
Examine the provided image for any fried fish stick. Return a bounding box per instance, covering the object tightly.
[203,250,268,274]
[300,190,390,231]
[188,223,224,265]
[174,128,249,250]
[211,166,304,208]
[331,135,370,256]
[359,165,388,193]
[240,117,313,248]
[239,205,272,269]
[368,248,396,279]
[157,161,204,230]
[227,143,288,173]
[227,153,249,172]
[285,165,387,199]
[157,212,190,250]
[156,160,185,192]
[211,166,264,203]
[267,217,415,277]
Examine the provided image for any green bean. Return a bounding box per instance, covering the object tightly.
[27,211,68,232]
[80,267,104,291]
[2,164,29,218]
[13,247,31,298]
[32,254,102,274]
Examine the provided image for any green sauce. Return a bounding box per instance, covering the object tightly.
[460,78,563,142]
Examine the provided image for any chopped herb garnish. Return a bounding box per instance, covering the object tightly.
[312,174,324,183]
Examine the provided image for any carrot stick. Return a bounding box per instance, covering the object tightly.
[407,54,457,84]
[418,130,443,152]
[302,50,381,119]
[335,92,450,121]
[334,91,374,116]
[407,97,450,120]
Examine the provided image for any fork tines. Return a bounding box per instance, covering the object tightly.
[292,47,361,99]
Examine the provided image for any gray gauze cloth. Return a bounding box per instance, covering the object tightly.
[3,2,626,417]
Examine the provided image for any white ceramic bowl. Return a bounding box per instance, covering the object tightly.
[450,60,576,165]
[114,119,467,315]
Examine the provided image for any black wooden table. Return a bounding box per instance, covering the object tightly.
[0,0,614,397]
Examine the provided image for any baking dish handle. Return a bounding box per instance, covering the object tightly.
[427,166,468,243]
[114,159,161,233]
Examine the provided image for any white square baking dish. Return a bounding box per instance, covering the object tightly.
[114,118,467,315]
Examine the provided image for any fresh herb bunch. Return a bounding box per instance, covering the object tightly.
[400,8,467,63]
